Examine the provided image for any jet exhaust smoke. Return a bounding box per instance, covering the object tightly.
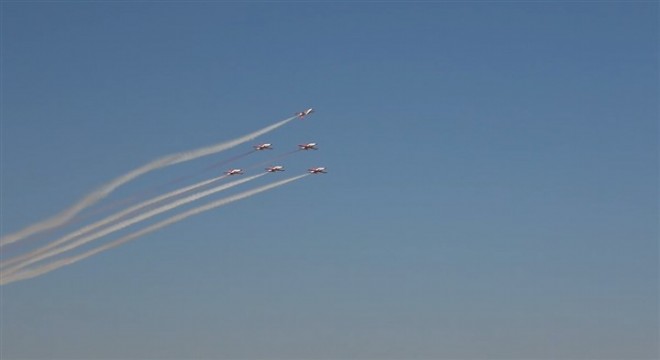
[1,174,309,285]
[1,116,297,247]
[1,174,229,270]
[2,173,267,276]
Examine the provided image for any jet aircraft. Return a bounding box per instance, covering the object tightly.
[254,143,273,150]
[298,142,318,150]
[308,167,327,174]
[225,169,244,175]
[295,108,314,118]
[265,165,285,172]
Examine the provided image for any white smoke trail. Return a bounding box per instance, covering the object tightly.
[1,115,298,247]
[2,173,267,276]
[1,174,308,285]
[0,174,228,270]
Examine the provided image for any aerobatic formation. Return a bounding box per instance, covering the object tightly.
[0,108,326,285]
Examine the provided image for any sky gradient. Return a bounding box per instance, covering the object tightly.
[1,2,658,359]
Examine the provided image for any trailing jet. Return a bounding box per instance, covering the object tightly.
[298,142,318,150]
[295,108,314,118]
[253,143,273,150]
[308,167,327,174]
[225,169,244,175]
[265,165,285,172]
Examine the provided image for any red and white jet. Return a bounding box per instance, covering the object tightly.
[308,167,327,174]
[253,143,273,150]
[295,108,314,119]
[298,142,318,150]
[225,169,244,176]
[265,165,285,172]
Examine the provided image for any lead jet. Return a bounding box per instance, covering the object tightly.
[298,142,318,150]
[265,165,285,172]
[308,167,327,174]
[295,108,314,119]
[254,143,273,150]
[225,169,244,176]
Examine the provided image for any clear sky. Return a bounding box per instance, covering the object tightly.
[1,2,658,359]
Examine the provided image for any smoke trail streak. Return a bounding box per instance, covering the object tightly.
[3,173,267,276]
[1,174,228,269]
[1,174,308,285]
[1,116,297,247]
[62,149,257,230]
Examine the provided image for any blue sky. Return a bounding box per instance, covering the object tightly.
[1,2,658,359]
